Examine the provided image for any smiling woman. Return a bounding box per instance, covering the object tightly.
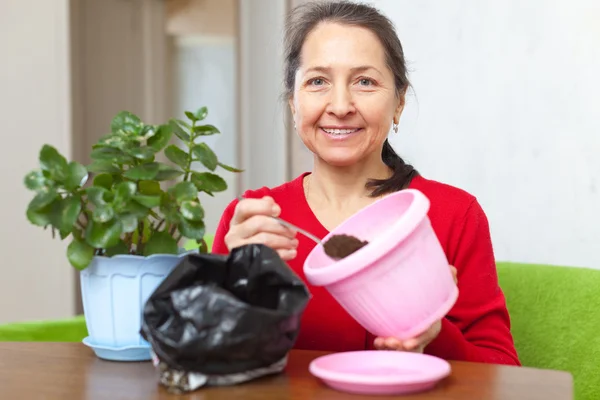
[212,1,520,366]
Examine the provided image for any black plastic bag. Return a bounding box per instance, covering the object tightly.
[140,244,311,391]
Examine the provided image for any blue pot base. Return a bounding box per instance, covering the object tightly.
[82,336,152,362]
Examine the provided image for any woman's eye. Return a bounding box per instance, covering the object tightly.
[359,78,374,86]
[309,78,325,86]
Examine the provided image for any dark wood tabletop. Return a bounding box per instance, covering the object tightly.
[0,342,572,399]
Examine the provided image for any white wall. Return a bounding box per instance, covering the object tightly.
[372,0,600,268]
[173,37,239,234]
[0,0,75,323]
[239,0,290,191]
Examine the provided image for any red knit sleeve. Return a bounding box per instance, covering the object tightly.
[211,199,238,255]
[424,199,521,365]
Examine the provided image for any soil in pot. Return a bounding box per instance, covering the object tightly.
[323,234,369,260]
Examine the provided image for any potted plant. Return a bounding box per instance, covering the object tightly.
[23,107,241,361]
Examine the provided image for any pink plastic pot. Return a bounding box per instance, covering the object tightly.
[303,189,458,340]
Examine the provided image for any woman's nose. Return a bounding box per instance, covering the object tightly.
[326,85,355,118]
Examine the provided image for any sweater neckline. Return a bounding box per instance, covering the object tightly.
[291,171,422,237]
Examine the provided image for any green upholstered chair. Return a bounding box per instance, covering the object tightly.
[498,262,600,400]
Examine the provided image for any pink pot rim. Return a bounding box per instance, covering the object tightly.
[303,189,430,287]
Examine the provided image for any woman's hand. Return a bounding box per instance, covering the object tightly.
[373,265,458,353]
[224,196,298,260]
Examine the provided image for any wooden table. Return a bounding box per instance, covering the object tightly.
[0,342,572,399]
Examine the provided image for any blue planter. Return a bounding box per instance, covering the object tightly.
[80,252,192,362]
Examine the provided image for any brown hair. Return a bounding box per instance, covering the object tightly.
[284,0,419,196]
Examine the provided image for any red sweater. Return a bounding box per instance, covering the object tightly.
[213,173,520,366]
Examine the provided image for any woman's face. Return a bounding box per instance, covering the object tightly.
[290,22,404,167]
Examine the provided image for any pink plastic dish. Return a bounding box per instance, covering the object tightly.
[309,350,451,395]
[303,189,458,340]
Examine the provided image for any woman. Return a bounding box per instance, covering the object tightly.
[213,1,520,366]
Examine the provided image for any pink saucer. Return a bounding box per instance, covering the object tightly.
[309,351,451,396]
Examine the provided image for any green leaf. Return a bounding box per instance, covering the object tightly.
[170,119,190,142]
[90,147,133,163]
[85,186,109,207]
[164,145,189,168]
[87,160,120,174]
[148,124,173,151]
[218,161,244,173]
[194,106,208,121]
[155,163,184,181]
[65,162,89,191]
[138,180,161,195]
[191,172,227,193]
[105,240,129,257]
[180,200,204,221]
[113,181,137,210]
[140,125,157,139]
[175,119,191,130]
[93,173,113,190]
[120,214,138,233]
[197,238,209,253]
[168,181,197,203]
[179,219,205,240]
[24,170,48,191]
[85,219,122,249]
[143,231,178,256]
[133,195,161,208]
[192,143,218,171]
[93,205,115,223]
[123,163,160,180]
[51,195,82,233]
[39,145,69,182]
[26,203,54,227]
[123,201,150,218]
[160,194,182,224]
[111,111,142,134]
[184,111,198,122]
[126,146,155,161]
[193,124,220,135]
[28,189,59,211]
[67,238,95,270]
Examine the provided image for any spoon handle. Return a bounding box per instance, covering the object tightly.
[272,216,323,245]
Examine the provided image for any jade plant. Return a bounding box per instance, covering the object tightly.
[24,107,241,270]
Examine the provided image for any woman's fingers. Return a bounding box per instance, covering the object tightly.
[233,214,296,240]
[231,196,280,225]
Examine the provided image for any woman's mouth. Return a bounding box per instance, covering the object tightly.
[320,127,362,139]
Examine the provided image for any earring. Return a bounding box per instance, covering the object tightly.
[393,122,398,133]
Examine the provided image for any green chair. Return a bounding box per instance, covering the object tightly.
[498,262,600,400]
[0,315,88,342]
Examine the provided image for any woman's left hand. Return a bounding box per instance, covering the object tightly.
[373,265,458,353]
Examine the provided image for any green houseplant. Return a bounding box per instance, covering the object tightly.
[24,107,241,361]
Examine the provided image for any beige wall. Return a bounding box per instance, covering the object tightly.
[166,0,236,37]
[0,0,75,323]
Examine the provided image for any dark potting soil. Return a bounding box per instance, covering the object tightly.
[323,234,369,260]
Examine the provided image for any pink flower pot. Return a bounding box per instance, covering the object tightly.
[303,189,458,340]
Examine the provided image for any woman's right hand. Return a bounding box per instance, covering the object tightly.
[224,196,298,261]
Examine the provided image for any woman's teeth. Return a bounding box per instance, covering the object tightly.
[322,128,359,135]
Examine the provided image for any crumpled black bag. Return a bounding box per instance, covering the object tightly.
[140,244,311,383]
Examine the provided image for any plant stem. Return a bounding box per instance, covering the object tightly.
[137,221,144,254]
[155,219,165,231]
[183,121,197,181]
